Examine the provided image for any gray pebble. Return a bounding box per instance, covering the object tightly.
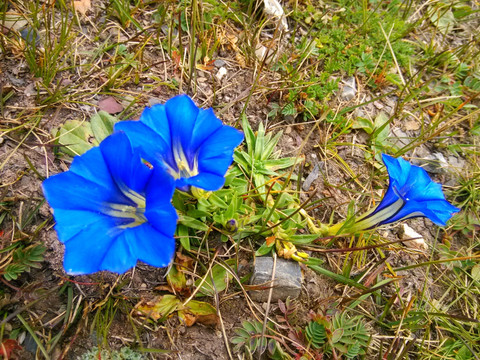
[214,59,226,68]
[249,256,302,302]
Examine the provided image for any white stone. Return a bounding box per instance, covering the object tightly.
[341,77,356,101]
[401,224,427,250]
[263,0,289,32]
[255,44,268,61]
[215,67,227,81]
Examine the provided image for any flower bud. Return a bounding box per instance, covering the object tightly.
[224,219,238,234]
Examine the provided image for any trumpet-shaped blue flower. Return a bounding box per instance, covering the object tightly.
[115,95,244,192]
[349,154,460,231]
[42,132,178,275]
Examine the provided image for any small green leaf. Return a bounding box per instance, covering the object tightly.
[195,263,233,296]
[56,119,96,156]
[179,215,209,231]
[471,264,480,281]
[264,158,296,171]
[182,300,217,316]
[208,193,228,209]
[90,111,118,142]
[177,225,190,251]
[3,264,26,281]
[429,6,456,34]
[289,234,320,244]
[241,114,255,155]
[167,264,187,292]
[373,112,390,142]
[332,328,344,343]
[234,151,252,171]
[263,131,283,159]
[242,320,257,333]
[255,241,274,256]
[281,103,297,116]
[254,122,265,161]
[352,117,375,134]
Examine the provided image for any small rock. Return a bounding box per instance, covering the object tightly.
[263,0,289,32]
[284,115,295,123]
[447,155,466,171]
[341,77,356,101]
[249,257,302,302]
[7,73,25,87]
[214,59,226,68]
[148,97,162,107]
[302,163,320,191]
[404,119,420,131]
[24,83,36,97]
[23,333,38,354]
[400,224,427,250]
[20,27,40,46]
[215,67,227,81]
[411,152,448,174]
[390,127,410,148]
[255,44,268,61]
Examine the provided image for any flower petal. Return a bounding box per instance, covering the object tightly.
[188,108,223,153]
[165,95,199,154]
[98,233,137,273]
[424,200,460,225]
[127,223,176,267]
[197,125,244,175]
[43,171,130,211]
[145,168,178,236]
[403,166,445,201]
[115,119,177,172]
[181,171,226,191]
[69,147,116,190]
[53,209,130,242]
[381,198,460,226]
[382,154,411,188]
[100,131,152,194]
[138,104,172,149]
[145,167,176,210]
[62,217,124,275]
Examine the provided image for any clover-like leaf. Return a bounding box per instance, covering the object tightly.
[56,119,96,156]
[90,111,118,143]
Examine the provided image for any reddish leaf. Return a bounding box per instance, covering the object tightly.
[166,264,188,295]
[0,339,22,358]
[98,96,123,114]
[178,300,219,327]
[175,252,194,270]
[136,295,180,321]
[266,236,276,246]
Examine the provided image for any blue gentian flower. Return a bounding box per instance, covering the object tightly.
[42,132,178,275]
[115,95,244,192]
[350,154,460,231]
